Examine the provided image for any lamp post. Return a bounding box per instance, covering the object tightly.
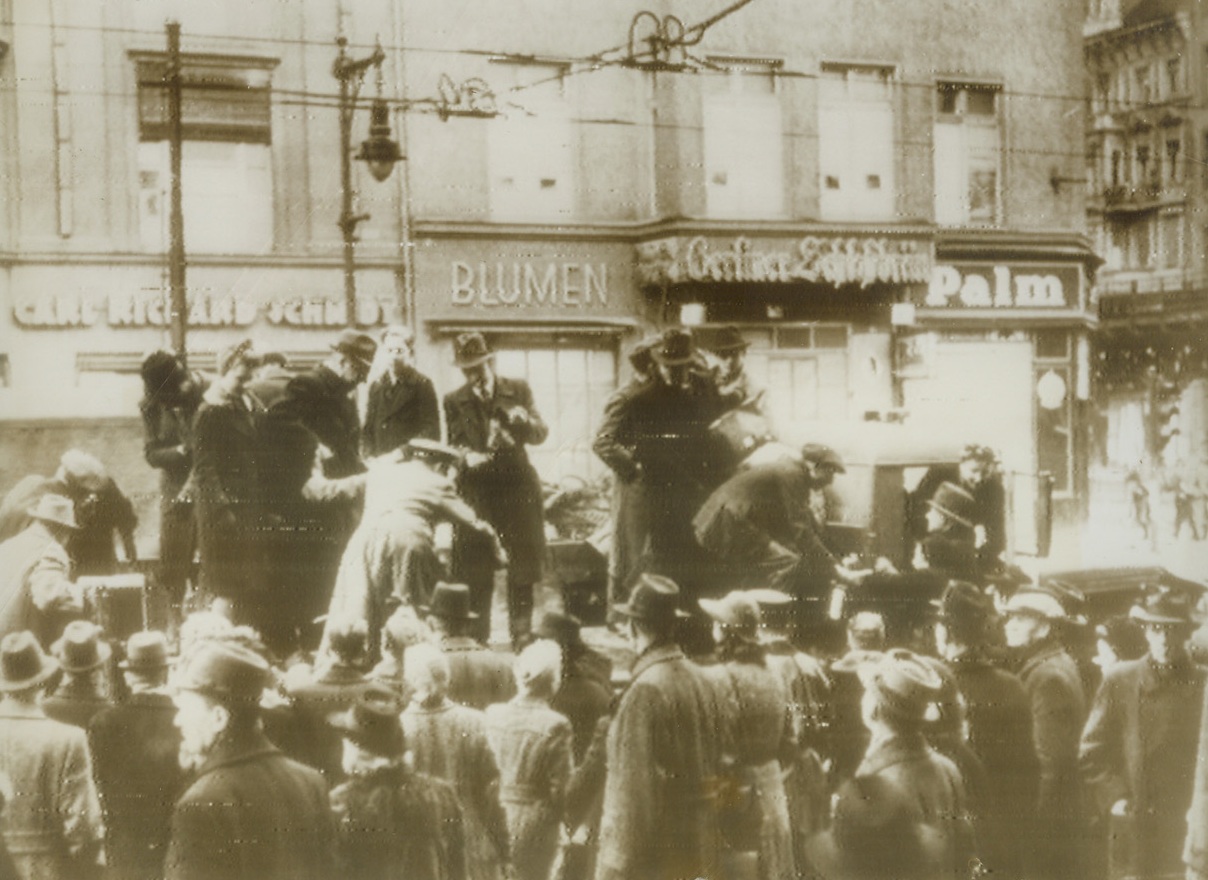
[333,36,402,327]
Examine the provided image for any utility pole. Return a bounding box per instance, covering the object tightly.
[166,22,188,364]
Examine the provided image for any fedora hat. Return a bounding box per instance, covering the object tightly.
[51,621,112,673]
[424,582,479,621]
[29,493,78,531]
[0,632,59,692]
[330,684,406,758]
[331,329,378,370]
[174,639,271,704]
[453,332,494,369]
[1130,575,1205,626]
[856,648,944,722]
[120,631,173,672]
[614,573,689,625]
[800,443,846,474]
[934,581,994,628]
[652,328,696,366]
[927,481,976,528]
[534,610,583,645]
[706,324,750,354]
[699,591,762,639]
[1003,589,1067,622]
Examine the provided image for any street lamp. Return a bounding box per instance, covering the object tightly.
[333,36,402,327]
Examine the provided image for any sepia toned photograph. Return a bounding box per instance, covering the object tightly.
[0,0,1206,877]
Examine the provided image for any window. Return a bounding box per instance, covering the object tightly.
[1166,138,1181,183]
[1136,144,1151,184]
[1134,64,1153,105]
[818,64,896,220]
[1110,149,1122,186]
[702,59,785,219]
[934,82,1001,225]
[135,55,274,254]
[488,61,575,221]
[1161,214,1182,268]
[1165,57,1182,98]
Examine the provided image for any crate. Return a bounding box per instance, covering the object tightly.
[78,573,147,644]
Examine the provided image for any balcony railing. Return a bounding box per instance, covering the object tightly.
[1096,269,1207,297]
[1100,181,1184,209]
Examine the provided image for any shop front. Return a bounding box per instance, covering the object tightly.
[410,229,644,481]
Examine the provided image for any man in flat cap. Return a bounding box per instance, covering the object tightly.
[444,332,548,648]
[1081,575,1206,880]
[164,638,335,880]
[693,441,866,649]
[596,574,728,880]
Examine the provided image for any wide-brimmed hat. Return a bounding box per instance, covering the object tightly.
[614,573,689,625]
[29,494,78,530]
[699,591,762,639]
[800,443,846,474]
[0,632,59,692]
[927,482,976,528]
[534,610,583,644]
[453,332,494,369]
[1130,574,1205,626]
[331,330,378,371]
[424,582,478,621]
[856,648,944,722]
[51,621,112,673]
[330,684,406,758]
[933,581,995,631]
[120,631,173,672]
[705,324,750,354]
[651,328,695,366]
[174,639,271,704]
[1003,589,1067,622]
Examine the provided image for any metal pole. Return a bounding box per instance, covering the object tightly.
[337,37,358,328]
[166,22,188,363]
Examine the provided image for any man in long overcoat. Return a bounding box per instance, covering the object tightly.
[164,638,336,880]
[362,324,440,458]
[1081,579,1206,879]
[1004,589,1087,880]
[596,574,728,880]
[88,631,184,880]
[444,332,548,647]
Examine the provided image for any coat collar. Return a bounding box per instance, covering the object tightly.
[631,642,686,681]
[196,727,282,778]
[857,732,931,777]
[0,699,46,720]
[1017,637,1067,675]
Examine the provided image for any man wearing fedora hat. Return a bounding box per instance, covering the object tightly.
[1003,588,1087,880]
[0,631,104,879]
[908,444,1007,576]
[703,324,767,418]
[444,331,549,648]
[0,493,88,647]
[88,630,185,880]
[596,573,728,880]
[42,620,112,729]
[164,638,336,880]
[330,684,467,880]
[423,582,515,711]
[1081,575,1207,879]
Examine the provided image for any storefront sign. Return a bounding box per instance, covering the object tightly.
[925,264,1079,310]
[635,235,933,288]
[449,261,609,307]
[13,292,396,328]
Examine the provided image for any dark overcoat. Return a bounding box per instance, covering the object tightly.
[442,636,517,711]
[445,376,548,589]
[362,366,441,458]
[87,691,185,880]
[595,644,727,880]
[42,680,110,730]
[191,388,261,600]
[163,729,336,880]
[1080,655,1206,878]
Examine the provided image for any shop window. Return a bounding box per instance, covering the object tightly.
[702,58,785,219]
[934,82,1000,226]
[819,63,895,220]
[488,61,575,222]
[135,55,274,254]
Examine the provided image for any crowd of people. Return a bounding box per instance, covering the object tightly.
[0,323,1204,879]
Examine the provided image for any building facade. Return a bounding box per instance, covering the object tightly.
[1085,0,1208,536]
[1,0,1095,562]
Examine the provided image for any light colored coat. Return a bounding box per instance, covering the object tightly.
[485,697,573,880]
[0,702,103,880]
[0,522,83,647]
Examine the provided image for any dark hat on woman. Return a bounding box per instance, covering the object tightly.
[706,324,750,353]
[331,330,378,370]
[614,573,689,625]
[330,684,406,758]
[651,328,696,366]
[453,332,494,369]
[174,639,271,704]
[927,482,976,528]
[51,621,112,673]
[0,632,59,692]
[425,582,479,621]
[856,648,944,723]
